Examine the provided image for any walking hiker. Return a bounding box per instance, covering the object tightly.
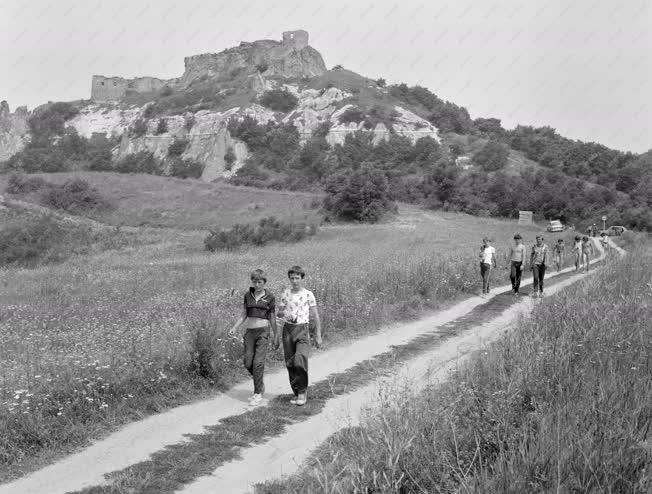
[572,235,582,271]
[278,265,322,406]
[581,236,594,272]
[529,235,549,298]
[508,233,526,295]
[479,237,497,297]
[553,238,565,272]
[600,232,609,251]
[229,269,279,407]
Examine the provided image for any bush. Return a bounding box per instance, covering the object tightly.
[0,216,66,267]
[168,138,189,157]
[42,178,111,213]
[204,216,317,251]
[169,158,204,179]
[114,151,161,175]
[130,119,148,137]
[472,140,509,171]
[376,78,386,87]
[184,115,195,131]
[259,89,299,113]
[338,107,365,124]
[155,119,168,135]
[223,147,236,170]
[255,62,269,73]
[5,172,49,194]
[323,167,396,223]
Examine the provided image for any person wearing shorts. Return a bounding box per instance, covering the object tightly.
[553,239,565,272]
[229,269,279,407]
[529,235,549,297]
[509,233,526,295]
[278,265,322,406]
[479,237,496,297]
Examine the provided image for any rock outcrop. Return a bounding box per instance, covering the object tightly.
[90,30,326,102]
[0,101,30,161]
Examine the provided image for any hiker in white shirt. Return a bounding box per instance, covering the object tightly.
[479,237,497,297]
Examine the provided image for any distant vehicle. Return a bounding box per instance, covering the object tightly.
[600,225,627,236]
[546,220,565,232]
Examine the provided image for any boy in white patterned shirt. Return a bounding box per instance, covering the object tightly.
[277,265,322,406]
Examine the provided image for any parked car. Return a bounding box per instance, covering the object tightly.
[600,225,627,236]
[546,220,565,232]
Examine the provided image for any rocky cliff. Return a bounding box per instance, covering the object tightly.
[91,30,326,102]
[0,101,30,161]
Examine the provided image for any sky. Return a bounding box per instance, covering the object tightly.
[1,0,650,153]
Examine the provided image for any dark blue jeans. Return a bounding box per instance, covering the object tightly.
[533,263,546,293]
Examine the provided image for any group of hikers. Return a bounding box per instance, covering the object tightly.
[479,233,596,298]
[229,234,600,409]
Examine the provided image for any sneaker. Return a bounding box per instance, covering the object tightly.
[539,291,545,297]
[248,393,263,406]
[513,291,519,296]
[295,392,307,406]
[530,292,539,298]
[289,395,298,405]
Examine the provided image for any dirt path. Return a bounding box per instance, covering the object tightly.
[0,240,607,494]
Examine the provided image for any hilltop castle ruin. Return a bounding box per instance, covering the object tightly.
[91,30,325,102]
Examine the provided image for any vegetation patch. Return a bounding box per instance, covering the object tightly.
[261,248,648,493]
[259,89,299,113]
[204,216,317,251]
[41,177,112,214]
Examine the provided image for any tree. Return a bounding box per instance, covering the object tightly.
[323,166,396,223]
[472,140,509,171]
[376,78,386,87]
[155,119,168,135]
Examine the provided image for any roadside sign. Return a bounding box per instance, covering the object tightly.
[601,215,607,221]
[518,211,533,225]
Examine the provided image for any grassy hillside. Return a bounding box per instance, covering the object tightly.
[0,171,321,230]
[260,241,651,493]
[0,206,567,478]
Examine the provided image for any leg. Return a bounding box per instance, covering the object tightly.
[282,324,300,396]
[243,329,255,377]
[485,266,492,293]
[480,263,489,293]
[292,325,311,395]
[251,329,269,395]
[532,264,540,293]
[514,262,522,293]
[539,264,546,293]
[510,262,517,291]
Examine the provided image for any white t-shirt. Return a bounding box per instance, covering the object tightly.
[279,288,316,324]
[480,245,495,264]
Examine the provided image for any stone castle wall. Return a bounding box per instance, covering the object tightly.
[90,30,324,101]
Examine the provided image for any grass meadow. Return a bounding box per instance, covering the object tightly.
[260,241,651,493]
[0,201,572,479]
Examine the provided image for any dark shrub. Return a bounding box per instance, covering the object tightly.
[42,178,111,213]
[0,216,66,267]
[224,147,236,170]
[155,119,168,135]
[376,78,386,87]
[204,216,317,252]
[323,166,396,223]
[184,115,195,131]
[28,102,80,144]
[255,62,269,73]
[5,172,49,194]
[130,119,148,137]
[259,89,299,113]
[338,107,365,124]
[168,138,189,157]
[473,140,510,171]
[114,151,161,175]
[169,158,204,179]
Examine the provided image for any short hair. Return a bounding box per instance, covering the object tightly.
[513,233,522,239]
[582,236,589,241]
[288,265,306,279]
[574,235,581,241]
[250,269,267,283]
[483,237,491,242]
[557,238,564,243]
[536,235,543,240]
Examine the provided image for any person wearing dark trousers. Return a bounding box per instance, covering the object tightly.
[229,269,278,407]
[508,233,526,295]
[479,237,497,297]
[278,265,322,406]
[530,235,549,298]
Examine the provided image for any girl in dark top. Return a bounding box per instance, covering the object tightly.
[229,269,279,406]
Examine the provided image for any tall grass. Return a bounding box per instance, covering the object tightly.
[263,243,651,493]
[0,215,569,476]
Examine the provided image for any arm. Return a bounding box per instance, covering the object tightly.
[529,247,535,269]
[309,305,322,347]
[229,308,247,334]
[491,250,497,268]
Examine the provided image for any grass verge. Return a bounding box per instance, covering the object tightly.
[69,265,591,494]
[257,245,650,493]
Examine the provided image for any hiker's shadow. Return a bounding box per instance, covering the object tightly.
[225,388,254,403]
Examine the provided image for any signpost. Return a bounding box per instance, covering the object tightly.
[519,211,533,225]
[602,215,607,231]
